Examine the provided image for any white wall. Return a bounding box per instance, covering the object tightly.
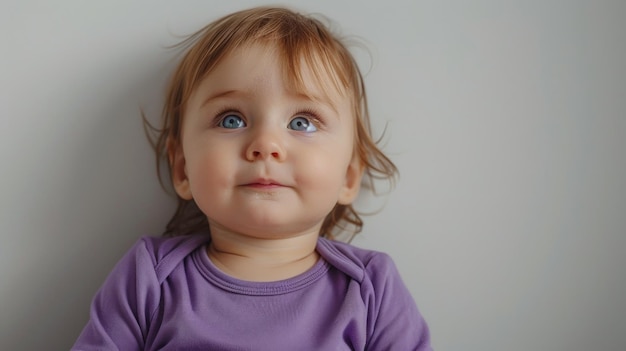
[2,1,625,350]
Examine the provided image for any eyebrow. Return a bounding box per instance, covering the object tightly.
[293,92,340,115]
[200,90,249,108]
[200,89,341,115]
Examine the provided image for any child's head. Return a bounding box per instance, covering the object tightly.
[149,6,397,240]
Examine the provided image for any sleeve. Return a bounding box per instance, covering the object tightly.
[364,253,433,351]
[71,239,161,351]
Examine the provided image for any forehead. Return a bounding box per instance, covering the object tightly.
[194,42,353,109]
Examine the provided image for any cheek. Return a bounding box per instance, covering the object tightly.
[185,144,235,190]
[295,145,352,188]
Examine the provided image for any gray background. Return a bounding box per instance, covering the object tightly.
[1,0,625,350]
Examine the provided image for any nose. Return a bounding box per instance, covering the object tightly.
[245,129,286,162]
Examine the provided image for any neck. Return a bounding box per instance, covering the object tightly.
[206,226,320,282]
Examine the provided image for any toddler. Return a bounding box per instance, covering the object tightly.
[73,6,432,350]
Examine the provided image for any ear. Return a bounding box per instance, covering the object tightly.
[168,138,193,200]
[338,156,364,205]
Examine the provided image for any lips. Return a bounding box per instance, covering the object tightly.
[242,178,286,189]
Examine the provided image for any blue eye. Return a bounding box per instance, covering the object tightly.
[219,115,246,129]
[288,116,317,132]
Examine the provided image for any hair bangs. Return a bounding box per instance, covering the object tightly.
[180,8,356,110]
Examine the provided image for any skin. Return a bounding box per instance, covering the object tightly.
[170,44,363,281]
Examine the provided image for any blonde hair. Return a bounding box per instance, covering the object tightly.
[145,6,397,240]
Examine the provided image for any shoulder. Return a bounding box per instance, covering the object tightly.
[318,238,433,350]
[316,237,397,284]
[138,234,209,262]
[72,234,213,350]
[132,234,211,282]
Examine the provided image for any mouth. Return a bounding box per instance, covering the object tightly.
[241,178,286,189]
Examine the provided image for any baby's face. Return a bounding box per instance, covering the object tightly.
[171,44,362,239]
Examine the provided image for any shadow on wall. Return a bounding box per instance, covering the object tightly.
[1,49,176,350]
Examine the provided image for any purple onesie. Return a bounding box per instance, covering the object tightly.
[72,234,431,350]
